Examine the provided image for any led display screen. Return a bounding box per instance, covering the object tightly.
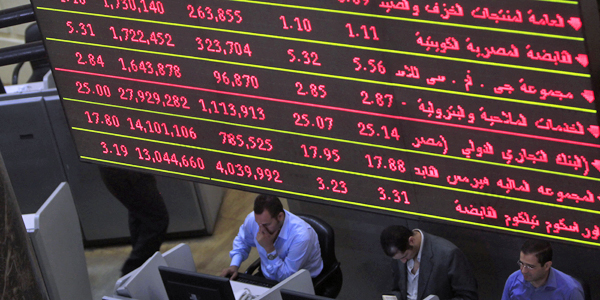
[30,0,600,246]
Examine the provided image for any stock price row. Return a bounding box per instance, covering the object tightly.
[73,127,600,246]
[40,0,585,42]
[37,3,595,110]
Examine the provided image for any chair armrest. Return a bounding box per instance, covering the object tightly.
[313,262,341,289]
[245,258,261,275]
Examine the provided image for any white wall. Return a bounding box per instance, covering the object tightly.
[0,0,34,86]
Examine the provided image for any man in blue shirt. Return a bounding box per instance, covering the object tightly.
[220,194,323,282]
[501,239,584,300]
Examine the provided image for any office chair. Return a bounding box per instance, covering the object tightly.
[12,23,51,84]
[246,214,343,298]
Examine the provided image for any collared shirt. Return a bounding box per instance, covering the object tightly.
[230,210,323,282]
[501,268,584,300]
[406,229,424,300]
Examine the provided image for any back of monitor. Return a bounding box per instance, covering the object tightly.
[113,243,196,298]
[257,269,315,300]
[162,243,196,272]
[116,252,168,300]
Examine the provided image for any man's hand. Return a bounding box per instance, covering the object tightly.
[220,265,240,280]
[256,225,278,253]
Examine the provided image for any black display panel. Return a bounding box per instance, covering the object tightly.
[30,0,600,247]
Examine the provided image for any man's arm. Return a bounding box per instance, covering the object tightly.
[220,265,239,279]
[389,260,403,298]
[261,232,317,280]
[447,248,478,300]
[220,215,255,279]
[500,273,515,300]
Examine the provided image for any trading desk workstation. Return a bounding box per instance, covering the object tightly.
[108,242,324,300]
[2,0,600,298]
[159,266,317,300]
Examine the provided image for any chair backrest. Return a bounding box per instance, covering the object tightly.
[297,214,337,268]
[296,214,343,298]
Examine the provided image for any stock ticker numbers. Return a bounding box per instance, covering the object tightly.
[32,0,600,246]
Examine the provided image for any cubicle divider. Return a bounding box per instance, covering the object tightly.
[22,182,93,300]
[0,87,224,245]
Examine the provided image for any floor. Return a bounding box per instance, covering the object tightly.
[85,188,269,299]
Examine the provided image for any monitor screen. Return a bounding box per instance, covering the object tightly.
[29,0,600,247]
[280,289,333,300]
[158,266,235,300]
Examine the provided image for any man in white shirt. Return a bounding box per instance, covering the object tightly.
[221,194,323,282]
[380,225,478,300]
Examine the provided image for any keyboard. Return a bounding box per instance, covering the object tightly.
[234,273,278,288]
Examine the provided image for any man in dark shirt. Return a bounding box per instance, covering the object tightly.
[380,225,478,300]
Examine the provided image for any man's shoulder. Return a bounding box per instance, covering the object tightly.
[285,212,318,240]
[286,212,312,233]
[502,271,526,299]
[552,267,576,281]
[244,211,256,221]
[241,211,258,229]
[551,268,584,295]
[423,232,460,253]
[506,270,524,284]
[422,232,472,271]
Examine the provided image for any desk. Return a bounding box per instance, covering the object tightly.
[139,266,314,300]
[230,270,314,300]
[230,281,270,299]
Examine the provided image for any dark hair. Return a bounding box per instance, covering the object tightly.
[380,225,414,257]
[521,239,553,266]
[253,194,283,218]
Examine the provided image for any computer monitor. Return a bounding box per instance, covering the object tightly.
[280,289,334,300]
[158,266,235,300]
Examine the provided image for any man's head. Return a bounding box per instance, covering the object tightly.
[518,239,553,287]
[380,225,419,263]
[254,194,285,234]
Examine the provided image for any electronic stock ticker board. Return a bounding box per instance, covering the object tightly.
[30,0,600,247]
